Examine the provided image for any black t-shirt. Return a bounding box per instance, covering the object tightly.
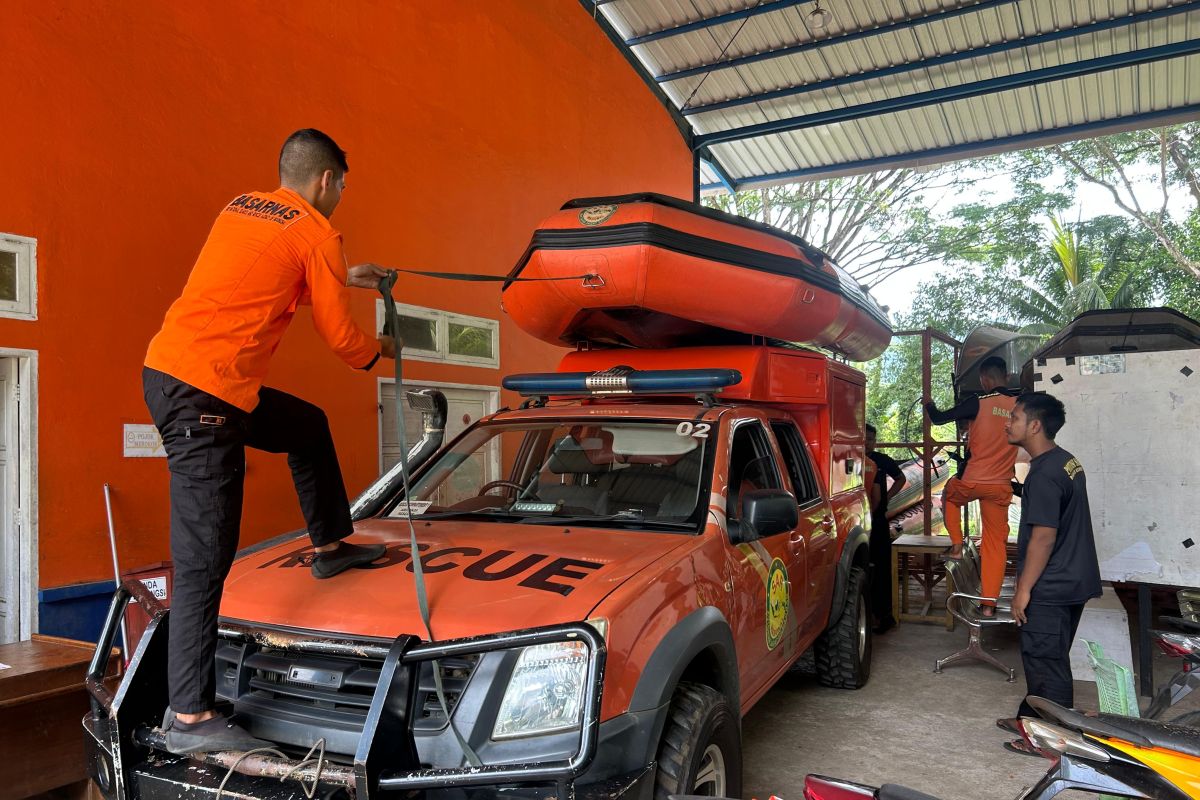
[1016,446,1102,606]
[868,450,903,517]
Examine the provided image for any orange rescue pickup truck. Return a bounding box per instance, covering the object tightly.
[84,194,887,800]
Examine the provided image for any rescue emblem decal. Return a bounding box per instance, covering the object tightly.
[766,558,789,650]
[578,204,618,227]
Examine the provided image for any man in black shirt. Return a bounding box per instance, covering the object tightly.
[1000,392,1102,736]
[867,424,906,634]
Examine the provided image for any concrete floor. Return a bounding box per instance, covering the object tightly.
[740,618,1197,800]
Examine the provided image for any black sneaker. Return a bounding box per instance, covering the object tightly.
[161,708,272,755]
[311,542,387,579]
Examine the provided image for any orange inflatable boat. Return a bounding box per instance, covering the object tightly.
[502,193,892,360]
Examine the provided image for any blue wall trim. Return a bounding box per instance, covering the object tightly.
[39,579,117,644]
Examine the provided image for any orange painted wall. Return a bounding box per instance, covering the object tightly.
[1,2,691,591]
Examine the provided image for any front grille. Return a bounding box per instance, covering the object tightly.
[216,639,480,754]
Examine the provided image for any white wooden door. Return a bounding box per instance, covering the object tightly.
[0,358,19,644]
[380,382,499,506]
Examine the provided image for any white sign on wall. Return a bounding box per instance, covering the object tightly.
[124,424,166,458]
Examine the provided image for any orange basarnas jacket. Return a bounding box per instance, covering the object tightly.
[146,188,379,412]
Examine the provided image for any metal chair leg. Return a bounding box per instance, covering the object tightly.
[933,627,1016,681]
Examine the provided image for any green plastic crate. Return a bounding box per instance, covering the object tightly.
[1084,639,1139,718]
[1083,640,1138,800]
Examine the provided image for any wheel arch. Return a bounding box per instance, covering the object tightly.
[826,524,870,629]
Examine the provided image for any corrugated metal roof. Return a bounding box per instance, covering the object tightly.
[580,0,1200,193]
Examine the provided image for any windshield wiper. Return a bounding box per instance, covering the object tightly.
[518,512,694,529]
[388,507,519,521]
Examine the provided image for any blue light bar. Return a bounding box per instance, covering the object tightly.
[503,367,742,397]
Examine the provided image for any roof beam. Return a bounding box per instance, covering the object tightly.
[682,2,1200,116]
[657,0,1018,83]
[626,0,807,47]
[694,39,1200,149]
[711,103,1200,189]
[700,155,738,195]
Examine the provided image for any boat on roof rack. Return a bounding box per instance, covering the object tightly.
[502,193,892,360]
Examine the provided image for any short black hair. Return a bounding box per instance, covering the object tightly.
[279,129,348,185]
[979,356,1007,381]
[1016,391,1066,439]
[865,423,877,437]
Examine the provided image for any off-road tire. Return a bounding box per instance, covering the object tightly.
[654,682,742,800]
[814,565,872,689]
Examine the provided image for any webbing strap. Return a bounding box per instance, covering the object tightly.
[391,268,595,282]
[379,270,481,767]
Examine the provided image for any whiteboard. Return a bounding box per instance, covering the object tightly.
[1034,350,1200,587]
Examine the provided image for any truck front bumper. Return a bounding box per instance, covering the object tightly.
[84,580,613,800]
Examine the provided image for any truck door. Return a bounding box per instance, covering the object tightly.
[771,420,834,638]
[723,419,798,701]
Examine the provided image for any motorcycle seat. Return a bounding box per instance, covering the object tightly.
[1029,696,1200,759]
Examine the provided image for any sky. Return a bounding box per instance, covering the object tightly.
[866,163,1193,318]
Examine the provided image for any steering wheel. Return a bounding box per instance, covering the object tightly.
[478,480,526,496]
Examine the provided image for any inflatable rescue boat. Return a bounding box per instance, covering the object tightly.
[503,193,892,360]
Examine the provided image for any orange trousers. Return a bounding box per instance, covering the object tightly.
[942,478,1012,607]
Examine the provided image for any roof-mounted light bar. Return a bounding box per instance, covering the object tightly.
[503,367,742,397]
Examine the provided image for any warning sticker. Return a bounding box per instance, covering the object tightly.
[388,500,433,518]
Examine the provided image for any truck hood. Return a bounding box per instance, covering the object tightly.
[220,518,692,641]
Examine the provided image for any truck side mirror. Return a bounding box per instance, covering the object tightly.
[739,489,799,540]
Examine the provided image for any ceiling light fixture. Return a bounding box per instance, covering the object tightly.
[808,1,832,31]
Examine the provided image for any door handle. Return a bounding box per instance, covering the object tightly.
[820,515,835,531]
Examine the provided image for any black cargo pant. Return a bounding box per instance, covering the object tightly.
[1017,602,1086,718]
[868,510,894,625]
[142,367,353,713]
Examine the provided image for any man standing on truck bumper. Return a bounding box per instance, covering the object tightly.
[925,356,1018,614]
[142,129,395,754]
[1000,391,1101,734]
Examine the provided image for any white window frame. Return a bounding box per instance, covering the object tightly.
[0,234,37,321]
[375,300,499,369]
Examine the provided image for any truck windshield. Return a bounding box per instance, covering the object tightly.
[380,419,712,531]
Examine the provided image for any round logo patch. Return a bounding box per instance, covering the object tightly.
[578,204,618,226]
[766,558,789,650]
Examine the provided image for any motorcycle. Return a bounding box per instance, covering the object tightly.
[1147,616,1200,725]
[802,696,1200,800]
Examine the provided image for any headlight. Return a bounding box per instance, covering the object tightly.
[492,639,589,740]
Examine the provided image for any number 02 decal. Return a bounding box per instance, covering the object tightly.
[676,421,711,439]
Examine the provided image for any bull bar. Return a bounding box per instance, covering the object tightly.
[83,578,607,799]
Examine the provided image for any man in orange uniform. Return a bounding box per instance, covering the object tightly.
[142,129,396,754]
[925,356,1019,613]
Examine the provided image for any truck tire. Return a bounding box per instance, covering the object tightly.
[654,682,742,800]
[814,565,872,689]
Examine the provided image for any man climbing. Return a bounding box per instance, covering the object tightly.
[925,356,1019,614]
[143,129,396,754]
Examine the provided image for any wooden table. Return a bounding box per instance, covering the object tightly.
[892,534,955,630]
[0,635,120,798]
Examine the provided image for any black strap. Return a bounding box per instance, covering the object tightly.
[378,270,482,767]
[391,267,594,283]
